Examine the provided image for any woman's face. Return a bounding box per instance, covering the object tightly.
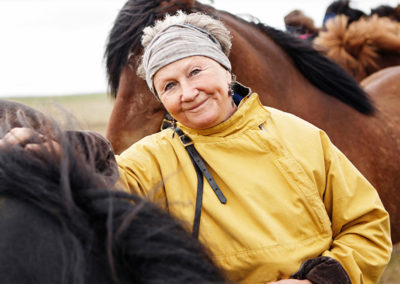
[153,56,236,130]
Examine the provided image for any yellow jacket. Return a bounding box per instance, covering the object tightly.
[116,92,392,283]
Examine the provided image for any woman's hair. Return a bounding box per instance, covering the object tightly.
[136,11,232,80]
[0,102,227,284]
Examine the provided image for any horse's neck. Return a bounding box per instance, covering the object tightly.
[219,13,323,111]
[105,66,165,152]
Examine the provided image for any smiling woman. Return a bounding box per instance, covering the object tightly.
[113,11,391,284]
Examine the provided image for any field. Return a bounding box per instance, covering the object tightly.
[6,93,114,136]
[3,94,400,283]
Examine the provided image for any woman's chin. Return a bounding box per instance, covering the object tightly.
[183,116,219,130]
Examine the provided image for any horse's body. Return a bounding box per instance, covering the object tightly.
[0,100,227,283]
[361,65,400,131]
[104,0,400,243]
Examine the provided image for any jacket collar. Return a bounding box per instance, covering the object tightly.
[177,82,270,137]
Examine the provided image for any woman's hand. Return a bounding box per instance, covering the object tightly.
[267,280,313,284]
[0,127,60,155]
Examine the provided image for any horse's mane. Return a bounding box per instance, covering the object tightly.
[105,0,373,114]
[256,22,373,113]
[314,14,400,81]
[0,104,227,283]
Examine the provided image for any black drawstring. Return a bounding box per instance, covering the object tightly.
[174,127,226,238]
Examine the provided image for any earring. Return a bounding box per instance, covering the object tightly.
[172,117,176,130]
[228,82,233,96]
[172,117,177,138]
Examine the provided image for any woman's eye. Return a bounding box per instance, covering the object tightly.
[190,69,201,76]
[164,82,175,91]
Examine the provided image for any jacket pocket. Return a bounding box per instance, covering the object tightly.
[274,154,331,234]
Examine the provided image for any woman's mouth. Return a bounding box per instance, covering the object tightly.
[186,98,209,112]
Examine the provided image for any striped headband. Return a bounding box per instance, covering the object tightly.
[142,23,232,95]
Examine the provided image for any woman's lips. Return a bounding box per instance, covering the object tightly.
[186,98,209,112]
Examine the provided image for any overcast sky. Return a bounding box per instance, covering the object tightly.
[0,0,398,97]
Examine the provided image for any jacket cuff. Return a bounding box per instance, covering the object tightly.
[291,256,351,284]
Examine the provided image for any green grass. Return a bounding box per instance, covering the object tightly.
[4,93,114,136]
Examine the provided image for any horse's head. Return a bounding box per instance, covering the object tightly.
[0,99,57,135]
[104,0,219,154]
[0,103,227,283]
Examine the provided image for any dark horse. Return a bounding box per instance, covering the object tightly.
[104,0,400,243]
[0,100,227,284]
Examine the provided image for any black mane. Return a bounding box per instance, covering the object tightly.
[105,0,373,114]
[0,103,227,283]
[255,23,374,114]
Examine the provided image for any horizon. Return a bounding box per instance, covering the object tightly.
[1,0,398,97]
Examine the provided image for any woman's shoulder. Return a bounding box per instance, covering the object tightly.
[264,106,322,133]
[262,106,329,151]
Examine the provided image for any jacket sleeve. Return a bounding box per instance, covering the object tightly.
[318,131,392,284]
[115,141,167,205]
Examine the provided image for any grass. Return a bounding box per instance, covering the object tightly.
[5,93,114,136]
[380,243,400,284]
[3,93,400,282]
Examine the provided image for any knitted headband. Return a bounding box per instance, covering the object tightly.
[142,23,232,95]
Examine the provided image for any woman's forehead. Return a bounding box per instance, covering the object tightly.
[169,55,217,68]
[154,56,218,80]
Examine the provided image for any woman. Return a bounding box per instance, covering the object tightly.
[2,12,391,284]
[115,12,391,284]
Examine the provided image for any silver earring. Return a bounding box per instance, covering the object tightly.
[228,83,233,96]
[171,116,177,138]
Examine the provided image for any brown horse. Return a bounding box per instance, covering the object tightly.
[361,65,400,121]
[104,0,400,243]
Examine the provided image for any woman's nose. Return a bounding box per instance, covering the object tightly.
[181,82,199,101]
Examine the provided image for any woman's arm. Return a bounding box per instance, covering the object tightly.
[317,131,392,284]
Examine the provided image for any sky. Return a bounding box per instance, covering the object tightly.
[0,0,399,97]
